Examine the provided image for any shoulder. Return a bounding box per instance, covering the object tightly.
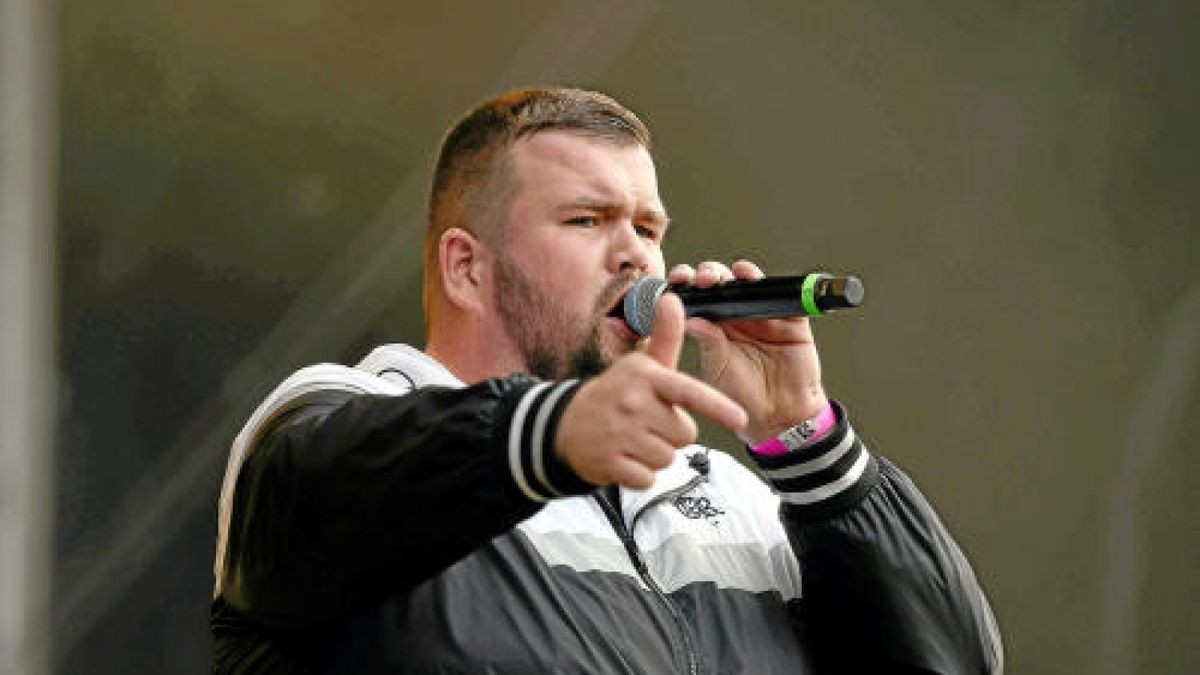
[242,344,458,433]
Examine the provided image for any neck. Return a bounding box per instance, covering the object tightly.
[425,311,525,385]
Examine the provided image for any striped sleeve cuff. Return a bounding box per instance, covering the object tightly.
[748,400,880,516]
[497,378,591,503]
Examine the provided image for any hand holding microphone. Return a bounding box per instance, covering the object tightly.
[627,260,855,445]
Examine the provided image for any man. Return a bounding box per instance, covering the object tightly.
[212,87,1003,673]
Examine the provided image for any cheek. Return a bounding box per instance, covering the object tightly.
[649,248,666,278]
[537,240,603,283]
[521,259,592,311]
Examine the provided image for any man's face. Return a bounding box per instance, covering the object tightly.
[488,131,668,379]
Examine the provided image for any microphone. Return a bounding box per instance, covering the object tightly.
[619,272,864,337]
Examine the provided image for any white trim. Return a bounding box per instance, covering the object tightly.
[508,382,553,503]
[530,380,577,498]
[779,446,870,505]
[761,429,857,480]
[355,344,462,389]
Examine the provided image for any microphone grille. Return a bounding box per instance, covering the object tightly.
[624,277,668,337]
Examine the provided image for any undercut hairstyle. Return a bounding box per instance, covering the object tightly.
[423,87,652,327]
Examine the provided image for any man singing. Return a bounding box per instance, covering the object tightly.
[212,87,1003,674]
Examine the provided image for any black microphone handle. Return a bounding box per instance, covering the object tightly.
[621,272,864,337]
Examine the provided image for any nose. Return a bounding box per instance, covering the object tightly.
[608,220,652,275]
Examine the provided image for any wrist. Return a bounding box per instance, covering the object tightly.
[748,400,837,457]
[742,388,829,446]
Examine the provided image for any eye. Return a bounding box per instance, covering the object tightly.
[635,224,661,241]
[566,216,598,227]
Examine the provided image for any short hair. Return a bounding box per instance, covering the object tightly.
[423,87,652,325]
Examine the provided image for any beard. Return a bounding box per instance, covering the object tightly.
[493,254,634,380]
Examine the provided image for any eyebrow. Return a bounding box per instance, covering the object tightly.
[558,199,672,229]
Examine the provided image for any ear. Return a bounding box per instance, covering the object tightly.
[438,227,490,314]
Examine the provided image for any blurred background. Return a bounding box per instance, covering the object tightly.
[2,0,1198,673]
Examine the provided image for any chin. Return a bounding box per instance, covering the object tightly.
[599,333,636,360]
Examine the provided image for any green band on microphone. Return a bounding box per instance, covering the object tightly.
[801,273,824,316]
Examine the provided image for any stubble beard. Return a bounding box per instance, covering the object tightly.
[493,254,631,380]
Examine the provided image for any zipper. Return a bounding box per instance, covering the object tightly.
[595,490,700,675]
[629,473,706,533]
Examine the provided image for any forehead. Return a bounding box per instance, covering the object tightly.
[506,130,661,206]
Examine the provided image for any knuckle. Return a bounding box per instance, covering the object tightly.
[617,389,642,413]
[679,410,699,439]
[637,353,661,371]
[621,353,648,374]
[651,446,676,468]
[670,413,698,446]
[668,425,696,449]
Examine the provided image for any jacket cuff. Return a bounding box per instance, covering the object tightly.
[748,400,879,517]
[494,378,590,503]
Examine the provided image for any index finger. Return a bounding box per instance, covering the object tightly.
[650,367,747,432]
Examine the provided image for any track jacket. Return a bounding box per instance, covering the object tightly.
[212,344,1003,674]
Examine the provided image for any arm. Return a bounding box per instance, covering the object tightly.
[221,375,590,629]
[223,304,746,631]
[750,403,1004,674]
[672,260,1003,673]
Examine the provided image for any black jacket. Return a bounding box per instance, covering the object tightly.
[212,344,1003,674]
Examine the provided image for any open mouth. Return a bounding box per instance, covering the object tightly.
[604,285,632,321]
[606,300,625,319]
[601,284,641,344]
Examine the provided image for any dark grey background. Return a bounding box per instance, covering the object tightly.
[52,1,1199,673]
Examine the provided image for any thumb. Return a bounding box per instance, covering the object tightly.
[643,292,685,369]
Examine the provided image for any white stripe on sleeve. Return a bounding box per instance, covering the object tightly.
[508,382,554,502]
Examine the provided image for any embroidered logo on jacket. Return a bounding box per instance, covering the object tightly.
[672,494,725,523]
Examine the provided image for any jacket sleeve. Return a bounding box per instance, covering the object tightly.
[749,401,1004,674]
[220,375,591,630]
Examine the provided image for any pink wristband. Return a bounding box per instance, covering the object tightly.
[750,437,791,457]
[750,403,837,456]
